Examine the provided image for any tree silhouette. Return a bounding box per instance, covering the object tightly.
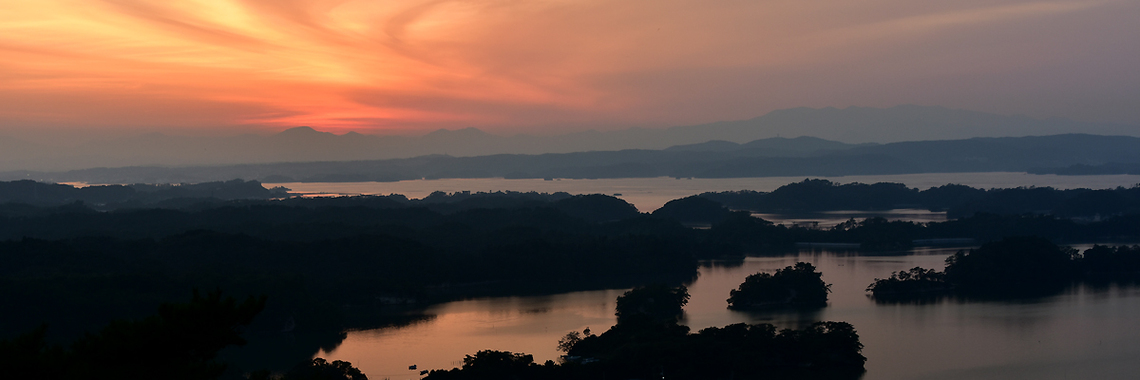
[269,358,368,380]
[0,289,265,380]
[728,262,830,308]
[614,285,690,324]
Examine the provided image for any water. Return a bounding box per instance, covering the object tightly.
[285,173,1140,378]
[754,208,948,229]
[317,247,1140,379]
[266,172,1140,212]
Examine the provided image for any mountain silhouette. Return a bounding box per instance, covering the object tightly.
[0,105,1133,172]
[10,133,1140,184]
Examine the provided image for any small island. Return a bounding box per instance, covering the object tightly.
[727,262,831,309]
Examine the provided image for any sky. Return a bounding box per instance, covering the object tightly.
[1,0,1138,137]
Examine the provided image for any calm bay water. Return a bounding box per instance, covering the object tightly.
[289,174,1140,379]
[319,247,1140,379]
[754,209,949,229]
[267,172,1140,213]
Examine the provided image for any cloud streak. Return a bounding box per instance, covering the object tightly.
[0,0,1135,135]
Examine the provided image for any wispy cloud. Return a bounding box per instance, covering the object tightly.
[0,0,1135,135]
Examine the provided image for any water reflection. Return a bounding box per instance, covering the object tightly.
[319,247,1140,380]
[754,208,947,229]
[723,307,825,330]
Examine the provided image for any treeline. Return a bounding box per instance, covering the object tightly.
[0,209,703,339]
[5,180,1140,375]
[0,193,703,375]
[867,237,1140,299]
[0,290,265,380]
[0,179,634,217]
[9,178,1140,220]
[6,193,1140,258]
[0,289,375,380]
[700,179,1140,218]
[727,263,831,309]
[6,190,1139,343]
[6,181,1140,247]
[707,211,1140,251]
[426,286,864,380]
[0,179,285,209]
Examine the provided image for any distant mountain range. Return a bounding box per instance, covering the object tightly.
[1,105,1135,172]
[8,133,1140,184]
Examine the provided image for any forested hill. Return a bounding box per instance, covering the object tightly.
[5,180,1140,375]
[0,179,284,208]
[6,134,1139,184]
[697,179,1140,219]
[7,178,1140,220]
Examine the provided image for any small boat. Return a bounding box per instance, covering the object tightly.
[409,364,417,370]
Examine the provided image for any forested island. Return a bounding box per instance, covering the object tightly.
[3,178,1140,378]
[699,178,1140,219]
[867,237,1140,299]
[727,263,831,309]
[6,177,1140,221]
[425,286,865,380]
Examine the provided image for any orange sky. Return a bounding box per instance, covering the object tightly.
[1,0,1137,136]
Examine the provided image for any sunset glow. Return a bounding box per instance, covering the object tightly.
[1,0,1137,135]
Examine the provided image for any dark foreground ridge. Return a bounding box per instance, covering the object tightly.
[0,290,266,380]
